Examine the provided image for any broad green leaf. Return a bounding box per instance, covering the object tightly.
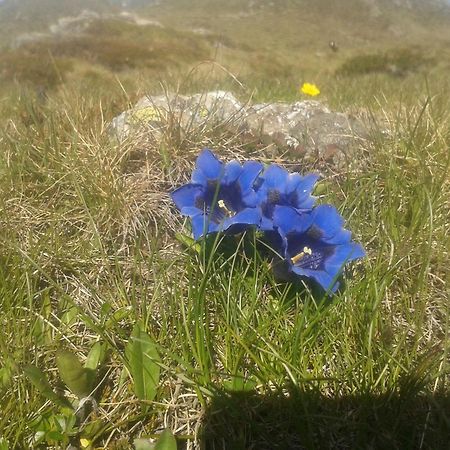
[56,350,95,398]
[125,323,160,404]
[0,437,9,450]
[55,413,76,433]
[81,418,104,440]
[24,365,72,408]
[134,438,154,450]
[34,431,46,445]
[105,306,132,329]
[31,292,52,346]
[60,305,80,326]
[313,181,328,196]
[85,341,107,371]
[47,430,64,442]
[154,429,177,450]
[133,429,177,450]
[175,232,201,254]
[0,360,13,388]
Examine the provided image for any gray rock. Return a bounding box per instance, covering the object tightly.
[110,90,244,140]
[110,91,367,169]
[243,100,367,167]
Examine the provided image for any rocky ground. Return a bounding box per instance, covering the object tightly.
[111,91,370,171]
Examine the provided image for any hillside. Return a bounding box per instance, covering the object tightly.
[2,0,450,49]
[1,0,449,104]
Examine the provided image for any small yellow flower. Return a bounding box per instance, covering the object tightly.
[300,82,320,97]
[80,438,91,448]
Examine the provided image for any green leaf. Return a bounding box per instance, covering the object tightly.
[24,365,72,408]
[133,430,177,450]
[313,181,329,196]
[154,429,177,450]
[81,418,105,440]
[55,413,77,433]
[134,438,154,450]
[56,350,95,398]
[60,305,80,326]
[33,431,46,444]
[175,232,201,254]
[85,341,107,371]
[105,306,132,329]
[0,359,14,388]
[31,292,52,346]
[47,430,64,442]
[125,323,160,405]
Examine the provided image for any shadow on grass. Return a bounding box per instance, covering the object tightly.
[201,387,449,450]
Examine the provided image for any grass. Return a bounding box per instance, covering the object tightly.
[335,47,433,77]
[0,72,448,449]
[0,1,449,448]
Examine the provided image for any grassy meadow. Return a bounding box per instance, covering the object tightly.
[0,1,449,448]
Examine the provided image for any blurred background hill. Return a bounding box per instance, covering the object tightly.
[0,0,449,106]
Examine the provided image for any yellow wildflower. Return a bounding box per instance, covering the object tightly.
[80,438,91,448]
[300,82,320,97]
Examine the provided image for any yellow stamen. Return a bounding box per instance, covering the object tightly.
[218,199,234,217]
[291,246,312,264]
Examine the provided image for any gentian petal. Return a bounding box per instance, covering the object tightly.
[180,206,203,217]
[290,173,320,209]
[273,205,313,235]
[191,213,218,240]
[223,207,261,231]
[324,242,365,274]
[241,190,259,207]
[323,229,352,245]
[238,161,264,193]
[223,160,242,184]
[287,172,319,196]
[171,184,202,212]
[261,164,289,192]
[296,196,316,210]
[350,242,366,260]
[292,267,337,292]
[260,215,275,231]
[192,149,223,183]
[312,204,345,239]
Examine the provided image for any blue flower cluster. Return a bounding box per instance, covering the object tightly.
[171,149,365,293]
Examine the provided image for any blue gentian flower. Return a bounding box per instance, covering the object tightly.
[255,164,319,230]
[171,149,263,239]
[272,204,365,292]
